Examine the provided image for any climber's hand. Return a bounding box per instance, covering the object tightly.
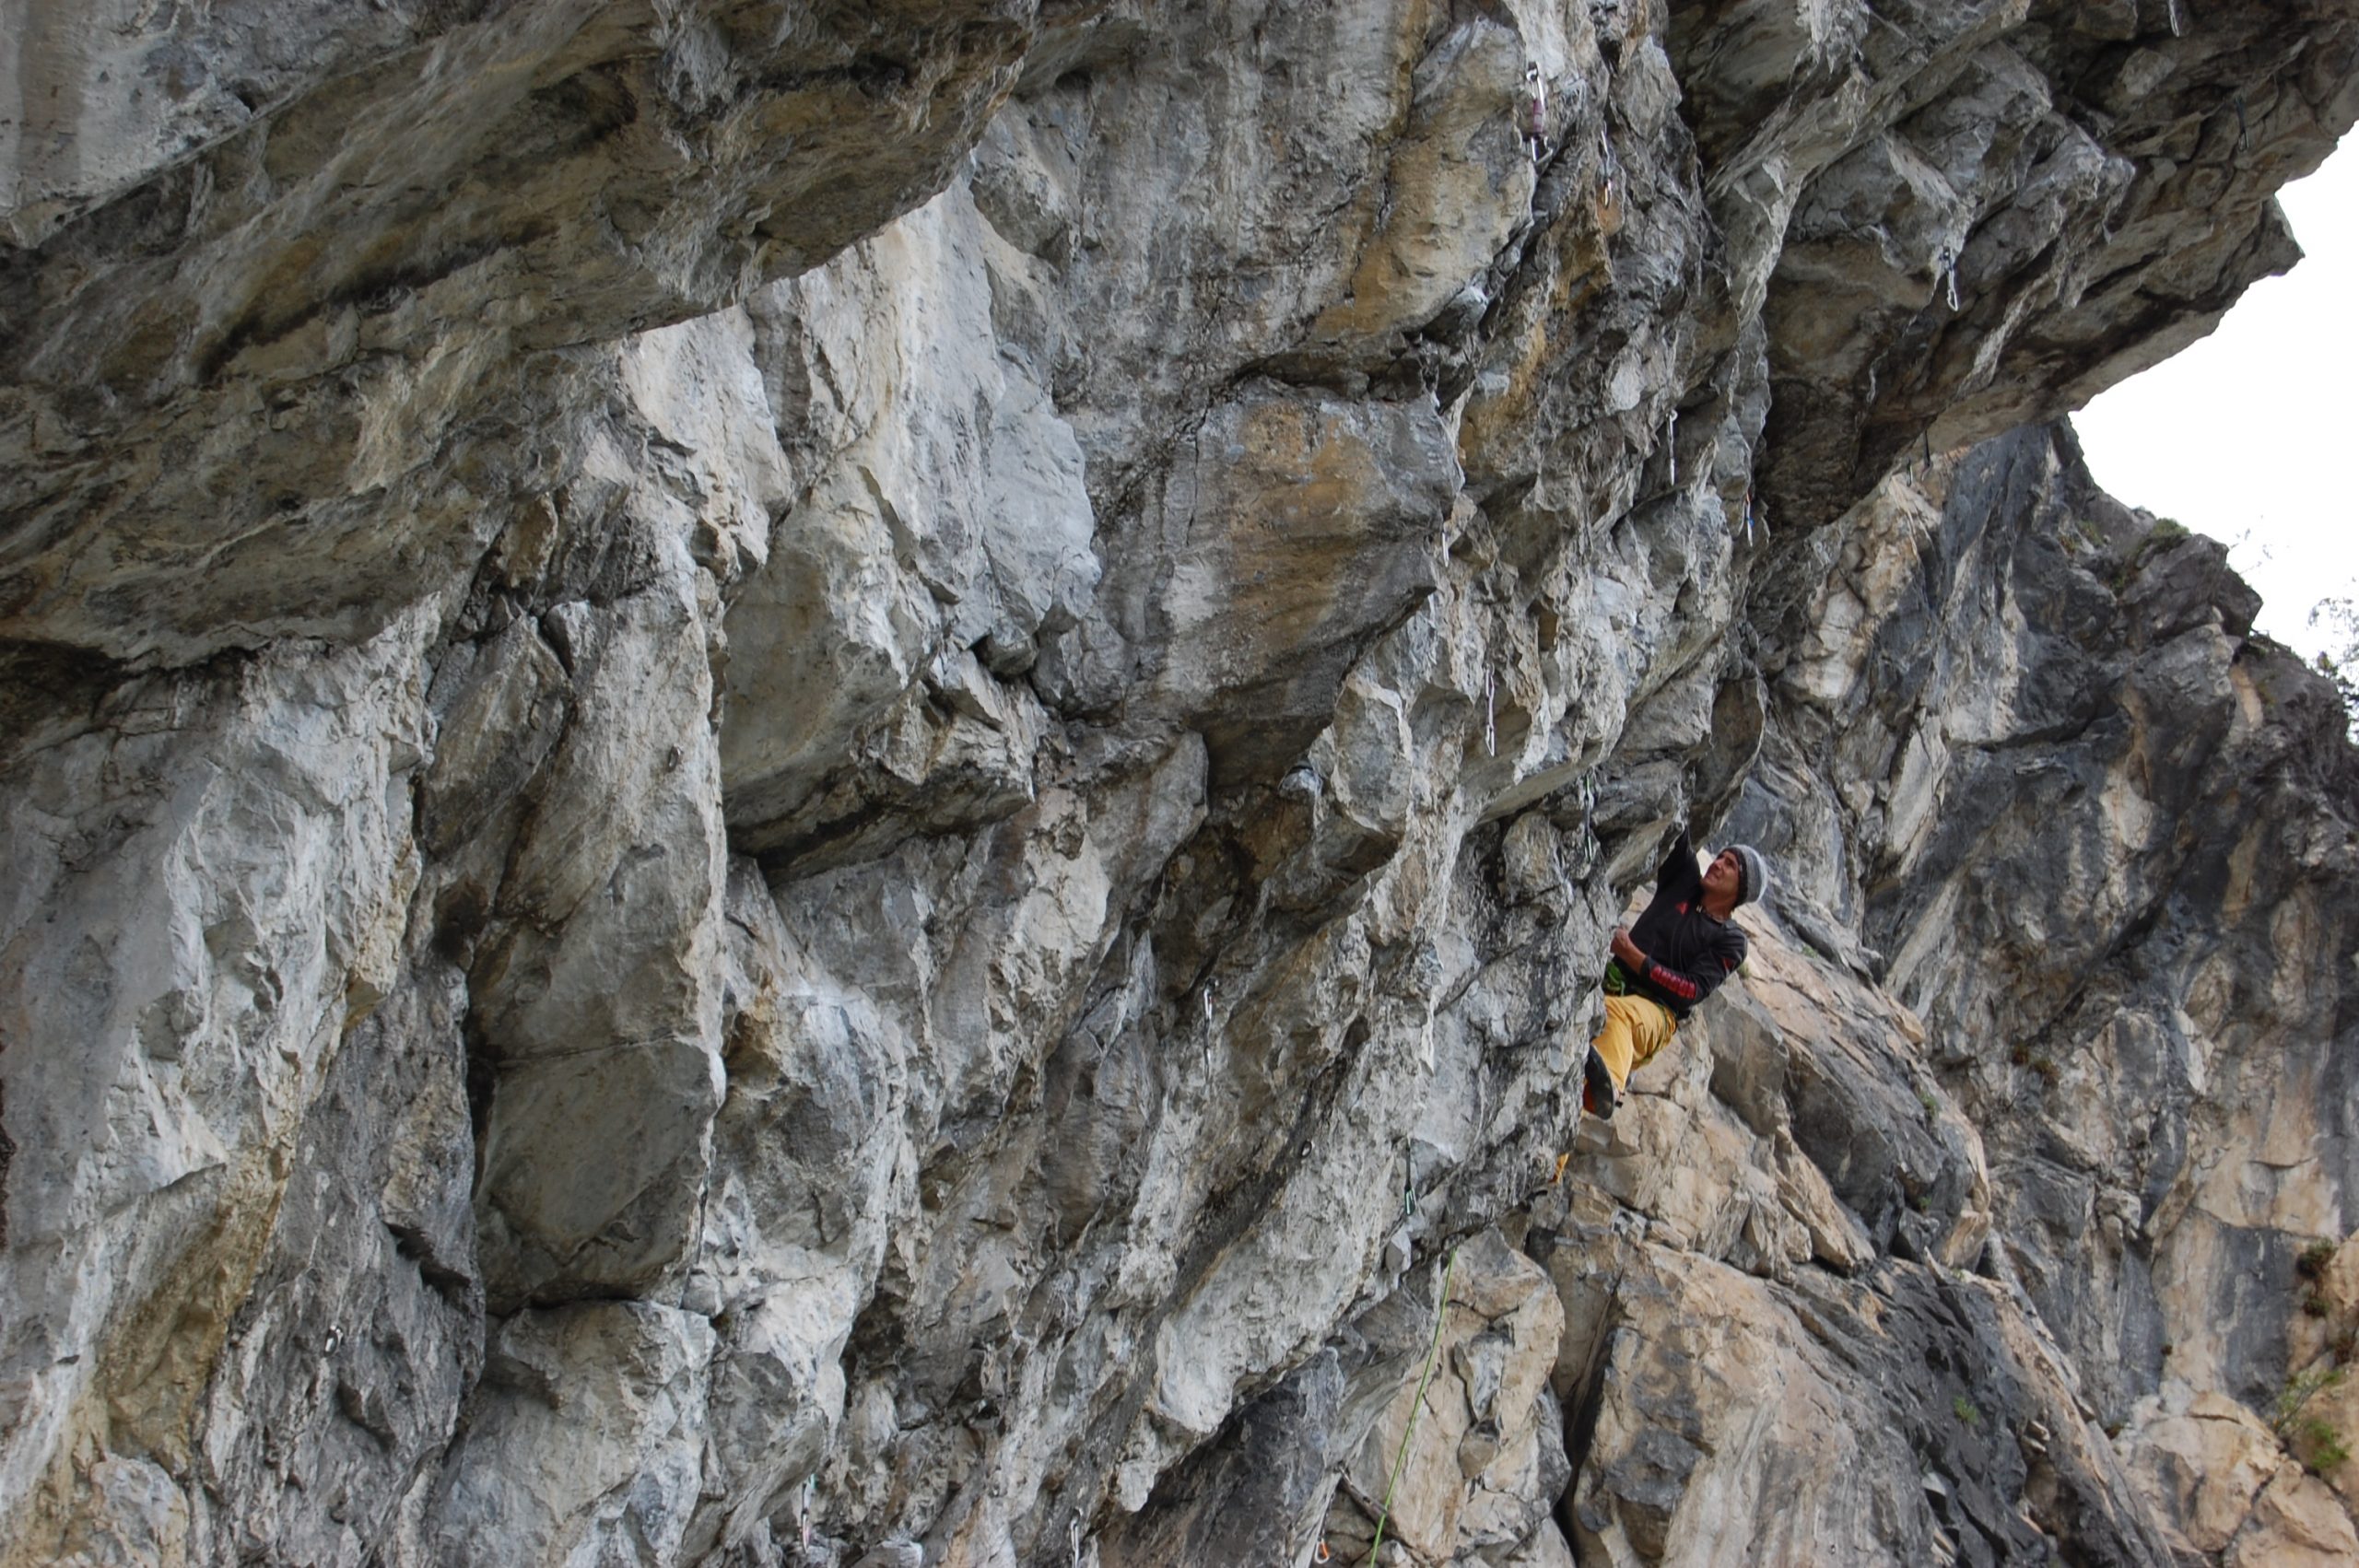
[1610,927,1644,968]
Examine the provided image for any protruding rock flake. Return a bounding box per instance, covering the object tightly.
[3,3,2357,1566]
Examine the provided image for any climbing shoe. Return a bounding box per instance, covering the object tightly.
[1581,1047,1617,1120]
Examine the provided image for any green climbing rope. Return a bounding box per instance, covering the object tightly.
[1365,1244,1461,1565]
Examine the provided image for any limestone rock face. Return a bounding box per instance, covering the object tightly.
[5,3,2359,1567]
[1728,423,2359,1561]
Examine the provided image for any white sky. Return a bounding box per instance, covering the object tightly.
[2075,143,2359,664]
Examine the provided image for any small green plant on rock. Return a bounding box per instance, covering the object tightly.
[2264,1367,2340,1452]
[2271,1365,2348,1471]
[1954,1396,1982,1428]
[2116,516,2197,591]
[2300,1418,2352,1474]
[2298,1239,2338,1281]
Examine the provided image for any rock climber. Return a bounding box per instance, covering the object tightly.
[1579,828,1768,1123]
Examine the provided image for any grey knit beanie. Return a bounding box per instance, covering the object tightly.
[1729,844,1770,907]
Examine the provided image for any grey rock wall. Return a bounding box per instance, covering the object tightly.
[1729,423,2359,1562]
[4,3,2357,1566]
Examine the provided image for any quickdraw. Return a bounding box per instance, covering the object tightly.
[1937,246,1961,311]
[1203,982,1217,1069]
[2167,0,2185,39]
[801,1476,816,1550]
[1569,768,1601,879]
[1070,1516,1086,1568]
[1665,407,1679,486]
[1484,667,1497,757]
[1523,63,1548,164]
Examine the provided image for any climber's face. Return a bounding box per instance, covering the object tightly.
[1703,848,1743,905]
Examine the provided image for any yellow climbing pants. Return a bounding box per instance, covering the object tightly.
[1591,993,1677,1093]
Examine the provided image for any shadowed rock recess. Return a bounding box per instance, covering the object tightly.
[6,2,2359,1564]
